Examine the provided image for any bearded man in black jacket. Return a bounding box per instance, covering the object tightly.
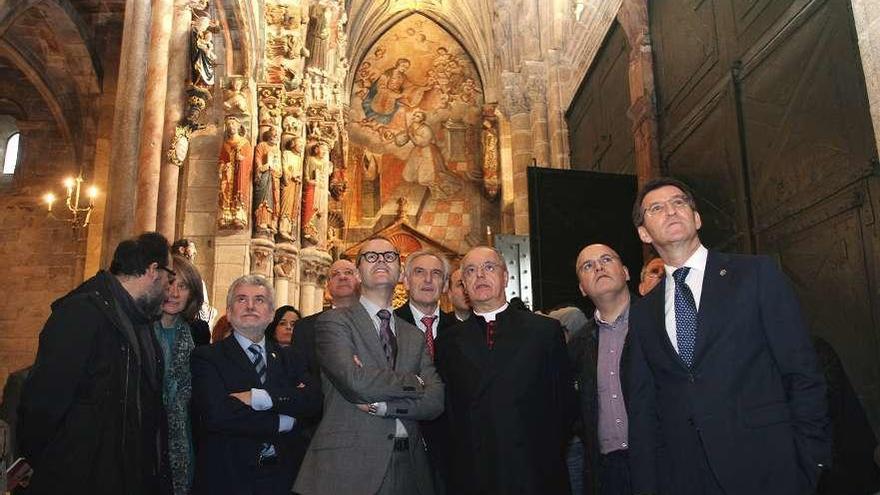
[18,232,173,495]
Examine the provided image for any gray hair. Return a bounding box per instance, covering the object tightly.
[404,250,451,282]
[226,274,276,311]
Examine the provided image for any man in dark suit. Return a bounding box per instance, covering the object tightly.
[568,243,634,495]
[395,250,456,493]
[435,246,574,495]
[291,258,360,377]
[626,177,831,495]
[191,275,321,495]
[294,236,443,495]
[448,268,471,322]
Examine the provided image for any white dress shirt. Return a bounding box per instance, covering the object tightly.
[663,244,708,352]
[410,303,441,338]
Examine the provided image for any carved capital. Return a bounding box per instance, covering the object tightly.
[250,239,275,278]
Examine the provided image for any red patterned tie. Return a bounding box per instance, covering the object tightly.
[486,320,497,350]
[421,315,437,358]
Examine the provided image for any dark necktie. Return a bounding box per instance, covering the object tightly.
[673,267,698,366]
[248,343,267,384]
[377,309,398,368]
[247,343,274,457]
[486,319,497,350]
[421,315,437,358]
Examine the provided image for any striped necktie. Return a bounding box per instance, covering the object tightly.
[248,343,267,384]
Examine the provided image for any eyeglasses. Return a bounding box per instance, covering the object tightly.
[159,266,176,279]
[577,254,618,274]
[643,196,693,218]
[462,261,503,279]
[360,251,400,264]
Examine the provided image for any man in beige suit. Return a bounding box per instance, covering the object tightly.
[294,236,444,495]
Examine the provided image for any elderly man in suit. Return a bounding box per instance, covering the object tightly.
[395,249,456,493]
[191,275,321,495]
[435,246,574,495]
[294,236,444,495]
[626,177,830,495]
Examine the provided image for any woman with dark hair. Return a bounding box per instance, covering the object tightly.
[154,254,205,494]
[266,304,301,347]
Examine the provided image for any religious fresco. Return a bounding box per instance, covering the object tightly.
[346,14,499,253]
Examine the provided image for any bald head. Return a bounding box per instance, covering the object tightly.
[460,246,508,312]
[575,243,630,303]
[327,258,359,307]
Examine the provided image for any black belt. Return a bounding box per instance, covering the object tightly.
[393,437,409,452]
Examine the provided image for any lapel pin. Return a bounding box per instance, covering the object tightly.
[719,269,727,277]
[271,352,277,359]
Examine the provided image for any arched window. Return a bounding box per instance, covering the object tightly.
[3,132,20,174]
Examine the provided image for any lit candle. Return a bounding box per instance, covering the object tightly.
[44,193,56,212]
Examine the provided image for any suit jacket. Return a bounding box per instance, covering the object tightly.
[293,302,444,495]
[626,250,831,495]
[190,335,321,494]
[395,302,456,493]
[435,306,574,495]
[289,312,324,441]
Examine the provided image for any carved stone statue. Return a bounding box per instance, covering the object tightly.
[191,15,218,87]
[482,118,500,199]
[253,127,282,235]
[301,141,330,245]
[281,109,305,151]
[278,136,304,242]
[218,116,253,229]
[223,77,249,114]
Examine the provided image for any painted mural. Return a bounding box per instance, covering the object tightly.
[345,14,499,253]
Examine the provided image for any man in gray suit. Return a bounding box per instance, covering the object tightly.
[294,236,444,495]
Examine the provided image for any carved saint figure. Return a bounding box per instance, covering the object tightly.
[217,116,253,229]
[301,142,330,244]
[481,119,500,199]
[278,136,304,242]
[191,15,217,87]
[223,77,249,114]
[252,127,282,234]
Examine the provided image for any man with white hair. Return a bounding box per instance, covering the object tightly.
[191,275,321,495]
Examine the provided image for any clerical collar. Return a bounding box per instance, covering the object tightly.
[474,302,509,323]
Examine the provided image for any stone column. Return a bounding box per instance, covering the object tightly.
[156,0,196,237]
[299,247,332,316]
[619,0,662,185]
[545,50,571,169]
[102,0,151,262]
[211,235,251,309]
[134,0,174,232]
[501,72,533,235]
[274,244,299,307]
[525,62,551,168]
[851,0,880,154]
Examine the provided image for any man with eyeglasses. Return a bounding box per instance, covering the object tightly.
[295,236,443,495]
[567,244,635,495]
[18,232,174,494]
[394,250,456,494]
[435,246,574,495]
[626,177,829,495]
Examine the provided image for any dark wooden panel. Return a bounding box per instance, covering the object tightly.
[566,23,635,174]
[651,0,725,137]
[740,0,876,230]
[728,0,797,52]
[760,182,880,430]
[664,87,750,252]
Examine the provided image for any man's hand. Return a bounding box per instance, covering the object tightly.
[353,354,363,368]
[229,390,252,405]
[356,403,379,414]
